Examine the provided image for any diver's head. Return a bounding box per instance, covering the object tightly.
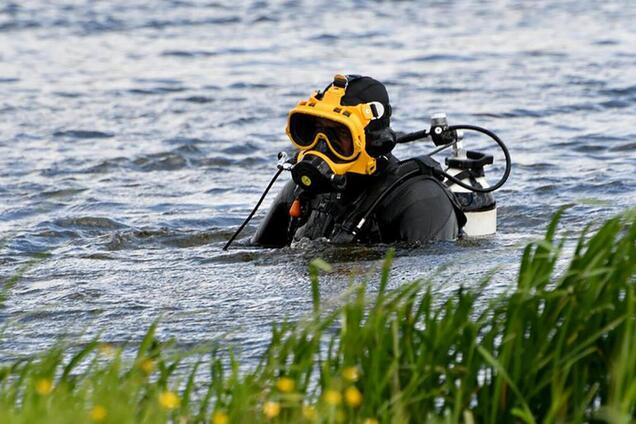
[286,74,396,194]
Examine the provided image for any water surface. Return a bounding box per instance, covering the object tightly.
[1,0,635,364]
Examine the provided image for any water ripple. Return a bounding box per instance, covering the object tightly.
[1,0,635,369]
[53,130,114,139]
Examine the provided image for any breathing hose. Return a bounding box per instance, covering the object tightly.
[222,167,283,251]
[397,124,511,194]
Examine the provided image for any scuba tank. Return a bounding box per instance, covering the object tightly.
[431,112,498,236]
[445,148,497,236]
[397,112,511,238]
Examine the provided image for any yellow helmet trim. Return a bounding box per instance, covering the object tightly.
[286,74,383,176]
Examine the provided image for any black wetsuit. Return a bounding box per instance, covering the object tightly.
[252,155,466,247]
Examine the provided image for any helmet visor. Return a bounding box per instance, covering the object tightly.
[288,113,355,158]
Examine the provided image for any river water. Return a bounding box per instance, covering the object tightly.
[1,0,635,364]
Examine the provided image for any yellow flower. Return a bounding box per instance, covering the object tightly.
[344,386,362,408]
[35,378,53,396]
[323,389,342,406]
[302,404,317,420]
[212,410,229,424]
[342,366,359,382]
[276,377,295,393]
[263,401,281,418]
[98,343,116,357]
[90,405,108,422]
[139,358,155,375]
[159,391,180,410]
[362,419,379,424]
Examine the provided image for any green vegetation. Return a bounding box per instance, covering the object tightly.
[1,210,634,423]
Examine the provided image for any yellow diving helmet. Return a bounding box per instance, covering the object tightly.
[286,75,389,189]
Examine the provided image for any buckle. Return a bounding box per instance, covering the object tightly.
[368,101,385,119]
[361,101,385,120]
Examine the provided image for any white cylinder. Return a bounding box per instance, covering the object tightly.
[446,168,497,237]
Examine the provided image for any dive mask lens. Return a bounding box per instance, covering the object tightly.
[289,113,355,159]
[315,119,354,157]
[289,113,319,148]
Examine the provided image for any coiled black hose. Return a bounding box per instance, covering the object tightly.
[397,124,511,194]
[441,124,511,193]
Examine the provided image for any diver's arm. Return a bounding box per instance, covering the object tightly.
[251,179,297,247]
[377,177,459,243]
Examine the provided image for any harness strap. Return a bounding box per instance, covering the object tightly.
[331,156,466,243]
[445,169,483,189]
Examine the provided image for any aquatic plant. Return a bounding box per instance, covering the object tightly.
[0,210,634,423]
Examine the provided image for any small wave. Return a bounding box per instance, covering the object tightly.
[237,156,270,167]
[228,82,274,89]
[424,86,466,94]
[161,50,217,58]
[178,96,215,103]
[38,188,88,199]
[593,39,619,46]
[474,101,614,119]
[575,180,630,194]
[534,184,559,193]
[16,308,104,323]
[404,54,477,63]
[205,249,263,264]
[205,187,230,194]
[306,33,338,42]
[32,228,79,240]
[174,144,204,156]
[221,142,259,155]
[498,204,559,231]
[599,85,636,97]
[514,162,556,171]
[572,144,607,153]
[567,133,625,147]
[0,21,39,32]
[50,216,128,231]
[599,99,632,109]
[78,252,118,260]
[610,142,636,152]
[549,103,603,114]
[163,137,209,145]
[103,228,229,251]
[3,15,243,35]
[523,50,568,58]
[53,91,82,98]
[53,130,114,139]
[132,77,182,85]
[198,156,234,168]
[131,146,204,171]
[251,15,279,23]
[5,218,127,253]
[103,228,170,251]
[474,108,551,119]
[129,87,186,95]
[143,16,241,30]
[214,116,262,128]
[83,157,130,174]
[133,153,188,171]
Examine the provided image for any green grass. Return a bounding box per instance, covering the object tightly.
[0,209,634,423]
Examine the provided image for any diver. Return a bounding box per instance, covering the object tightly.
[251,74,468,247]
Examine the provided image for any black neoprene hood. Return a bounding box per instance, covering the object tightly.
[340,76,392,131]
